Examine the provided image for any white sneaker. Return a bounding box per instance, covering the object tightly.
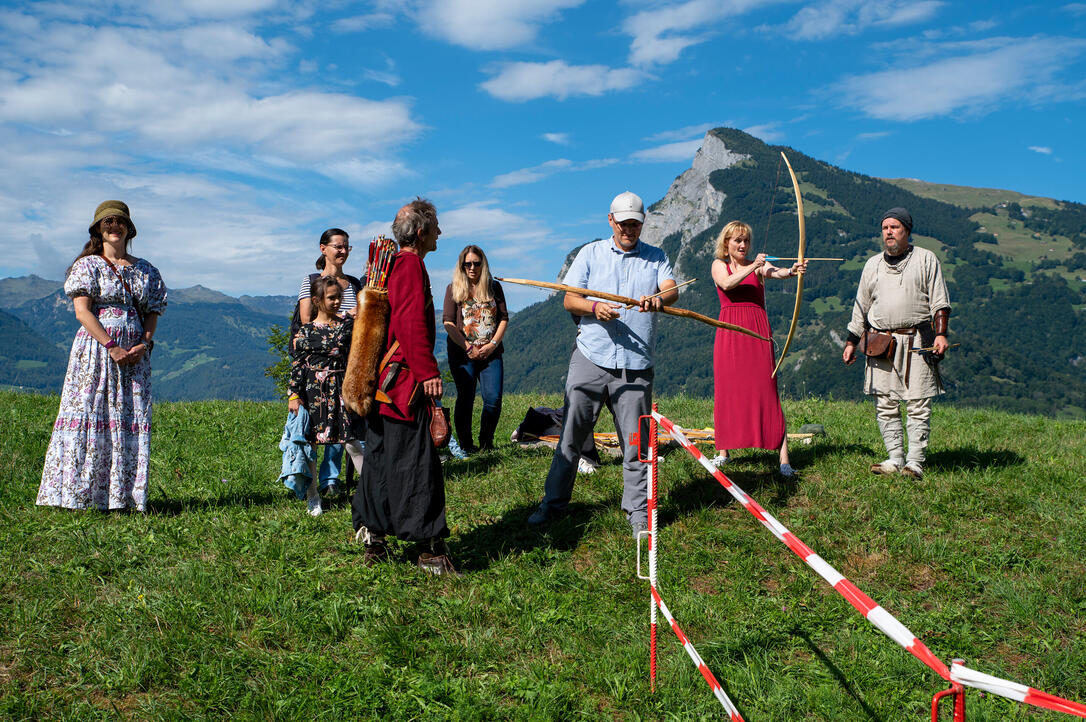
[870,459,901,475]
[710,454,730,468]
[306,482,323,517]
[901,462,924,480]
[577,458,597,474]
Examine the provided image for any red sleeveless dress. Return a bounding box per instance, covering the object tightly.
[712,263,786,451]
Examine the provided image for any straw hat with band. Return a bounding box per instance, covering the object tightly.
[89,200,137,240]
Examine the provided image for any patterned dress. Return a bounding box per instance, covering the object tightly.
[37,255,168,511]
[290,319,352,444]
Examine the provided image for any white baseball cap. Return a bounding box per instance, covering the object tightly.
[610,191,645,223]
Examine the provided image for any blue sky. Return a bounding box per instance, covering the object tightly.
[1,1,1084,310]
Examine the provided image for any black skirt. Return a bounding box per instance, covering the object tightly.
[351,409,448,541]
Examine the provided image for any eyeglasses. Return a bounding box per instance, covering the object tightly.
[327,244,352,252]
[462,261,482,269]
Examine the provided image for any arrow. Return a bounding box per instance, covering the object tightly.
[765,256,843,262]
[910,343,960,353]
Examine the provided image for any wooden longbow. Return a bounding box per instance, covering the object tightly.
[497,277,770,342]
[771,152,807,377]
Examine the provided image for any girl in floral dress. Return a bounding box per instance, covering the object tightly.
[37,200,168,512]
[289,276,353,516]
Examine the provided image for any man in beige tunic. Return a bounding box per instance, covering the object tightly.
[842,207,950,479]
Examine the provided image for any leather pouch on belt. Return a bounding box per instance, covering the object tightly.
[858,330,896,359]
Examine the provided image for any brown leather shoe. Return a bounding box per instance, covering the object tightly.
[418,552,462,577]
[363,541,389,566]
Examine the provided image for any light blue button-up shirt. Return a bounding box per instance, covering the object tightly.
[564,237,675,370]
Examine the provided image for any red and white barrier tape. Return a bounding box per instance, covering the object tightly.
[951,662,1086,718]
[650,586,744,720]
[656,412,1086,718]
[653,412,949,679]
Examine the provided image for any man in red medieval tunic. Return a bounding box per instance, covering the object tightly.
[351,198,457,575]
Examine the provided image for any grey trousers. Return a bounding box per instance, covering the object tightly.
[539,348,652,522]
[874,394,933,466]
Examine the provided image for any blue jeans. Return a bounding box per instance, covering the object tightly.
[284,443,343,499]
[317,443,343,490]
[448,345,504,449]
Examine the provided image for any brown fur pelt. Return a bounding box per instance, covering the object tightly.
[343,287,390,417]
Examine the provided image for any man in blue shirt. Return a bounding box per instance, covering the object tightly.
[527,191,678,538]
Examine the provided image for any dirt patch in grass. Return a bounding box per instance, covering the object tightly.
[903,564,938,592]
[845,551,887,579]
[689,574,721,595]
[0,645,14,682]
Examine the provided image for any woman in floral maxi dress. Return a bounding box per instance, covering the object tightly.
[37,201,167,512]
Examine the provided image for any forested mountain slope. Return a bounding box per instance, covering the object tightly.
[503,128,1085,418]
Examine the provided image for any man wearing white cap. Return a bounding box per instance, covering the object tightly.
[528,191,678,538]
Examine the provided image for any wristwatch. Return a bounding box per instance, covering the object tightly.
[144,338,155,351]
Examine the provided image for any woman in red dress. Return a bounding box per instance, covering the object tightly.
[711,221,806,477]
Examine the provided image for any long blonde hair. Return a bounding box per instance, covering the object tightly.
[450,245,494,304]
[714,221,753,261]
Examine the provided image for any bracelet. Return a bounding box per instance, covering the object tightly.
[104,339,117,349]
[591,301,599,315]
[288,393,300,401]
[143,338,154,351]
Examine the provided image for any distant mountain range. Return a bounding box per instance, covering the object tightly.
[0,277,296,401]
[0,276,448,402]
[4,127,1084,416]
[503,128,1086,419]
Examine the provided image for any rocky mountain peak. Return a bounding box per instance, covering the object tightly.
[640,131,749,251]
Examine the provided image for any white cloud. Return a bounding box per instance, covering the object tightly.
[0,24,422,164]
[836,36,1086,120]
[481,60,641,101]
[632,138,702,162]
[490,157,620,188]
[125,0,284,22]
[742,122,785,142]
[413,0,584,51]
[178,23,289,62]
[492,159,573,188]
[785,0,943,41]
[319,158,415,188]
[645,122,721,143]
[360,56,401,87]
[622,0,782,67]
[331,12,396,33]
[1062,4,1086,16]
[1028,146,1053,155]
[0,7,427,295]
[435,200,572,284]
[542,132,570,144]
[857,130,892,141]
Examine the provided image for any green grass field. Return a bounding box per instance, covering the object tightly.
[2,390,1084,720]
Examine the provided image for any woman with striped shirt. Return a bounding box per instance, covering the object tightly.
[297,228,362,323]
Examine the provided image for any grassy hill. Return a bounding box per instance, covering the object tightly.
[2,391,1083,719]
